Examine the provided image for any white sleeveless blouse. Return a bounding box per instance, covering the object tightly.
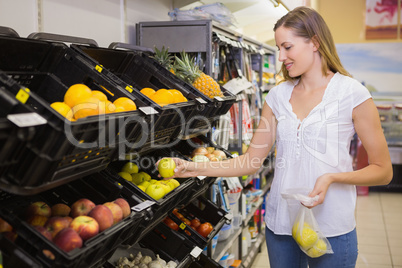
[264,72,372,237]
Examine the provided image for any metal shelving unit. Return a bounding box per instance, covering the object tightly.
[136,19,277,267]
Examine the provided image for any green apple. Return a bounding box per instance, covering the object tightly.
[169,179,180,188]
[118,172,132,182]
[158,158,176,178]
[138,181,151,190]
[145,184,166,200]
[131,173,145,185]
[149,179,158,184]
[121,162,139,174]
[137,184,147,192]
[155,181,172,194]
[139,171,151,181]
[165,180,176,190]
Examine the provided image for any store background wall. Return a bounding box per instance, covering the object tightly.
[318,0,400,43]
[0,0,172,47]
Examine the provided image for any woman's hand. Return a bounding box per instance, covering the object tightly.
[156,157,197,179]
[305,173,334,208]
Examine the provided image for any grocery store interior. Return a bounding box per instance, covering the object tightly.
[0,0,401,267]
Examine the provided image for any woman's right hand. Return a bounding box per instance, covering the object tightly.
[156,157,197,179]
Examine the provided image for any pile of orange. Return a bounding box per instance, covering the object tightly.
[140,87,188,107]
[50,84,137,121]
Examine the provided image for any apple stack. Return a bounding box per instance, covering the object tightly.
[23,197,131,253]
[117,161,181,201]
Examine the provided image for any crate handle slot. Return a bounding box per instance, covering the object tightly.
[28,32,98,47]
[108,42,154,54]
[0,26,19,37]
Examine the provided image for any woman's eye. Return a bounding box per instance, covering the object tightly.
[285,46,291,50]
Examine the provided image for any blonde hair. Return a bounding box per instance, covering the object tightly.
[274,6,350,82]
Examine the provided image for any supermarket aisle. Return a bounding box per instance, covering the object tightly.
[250,192,402,268]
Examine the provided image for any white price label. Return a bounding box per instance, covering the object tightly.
[190,247,203,258]
[132,200,155,212]
[195,97,207,104]
[139,106,158,115]
[7,113,47,127]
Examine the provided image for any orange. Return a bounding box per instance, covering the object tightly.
[114,106,126,113]
[150,89,174,106]
[72,97,100,120]
[50,102,73,120]
[140,87,156,97]
[91,90,108,102]
[113,97,137,111]
[104,100,116,114]
[64,84,92,108]
[169,89,185,103]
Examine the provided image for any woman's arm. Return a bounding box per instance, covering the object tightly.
[308,98,393,207]
[165,102,277,178]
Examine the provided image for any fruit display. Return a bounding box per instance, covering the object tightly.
[117,161,180,200]
[190,146,228,162]
[174,52,224,99]
[23,197,131,253]
[0,217,17,242]
[50,83,137,121]
[141,88,188,107]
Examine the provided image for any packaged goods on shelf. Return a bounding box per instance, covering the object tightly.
[0,35,154,195]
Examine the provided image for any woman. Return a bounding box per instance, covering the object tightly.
[162,6,392,268]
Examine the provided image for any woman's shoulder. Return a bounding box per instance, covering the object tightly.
[269,80,296,95]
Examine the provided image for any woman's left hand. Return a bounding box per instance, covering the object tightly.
[305,173,334,208]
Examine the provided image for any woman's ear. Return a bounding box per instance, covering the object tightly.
[311,35,319,51]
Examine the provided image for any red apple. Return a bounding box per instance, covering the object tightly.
[25,201,51,219]
[70,198,95,218]
[44,216,72,238]
[113,198,131,218]
[0,217,13,233]
[88,205,114,232]
[69,216,99,241]
[51,203,71,217]
[27,215,49,227]
[53,227,83,252]
[103,202,123,225]
[34,226,53,241]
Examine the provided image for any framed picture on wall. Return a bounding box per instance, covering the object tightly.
[365,0,398,39]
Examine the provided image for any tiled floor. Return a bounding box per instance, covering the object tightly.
[250,191,402,268]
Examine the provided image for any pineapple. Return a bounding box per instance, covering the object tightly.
[151,46,175,74]
[174,52,223,99]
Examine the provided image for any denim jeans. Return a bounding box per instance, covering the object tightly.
[265,226,358,268]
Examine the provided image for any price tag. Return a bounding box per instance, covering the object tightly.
[132,200,155,212]
[195,97,207,104]
[190,247,203,258]
[196,176,207,180]
[125,85,134,93]
[139,106,158,115]
[7,113,47,127]
[213,96,224,102]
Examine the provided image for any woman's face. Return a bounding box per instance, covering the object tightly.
[275,26,317,78]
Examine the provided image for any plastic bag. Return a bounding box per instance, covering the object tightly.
[282,188,333,258]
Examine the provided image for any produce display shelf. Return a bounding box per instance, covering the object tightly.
[0,171,146,268]
[0,35,154,195]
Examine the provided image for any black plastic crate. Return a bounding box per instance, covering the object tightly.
[0,233,42,268]
[0,172,146,268]
[0,35,155,194]
[168,196,230,249]
[139,222,200,267]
